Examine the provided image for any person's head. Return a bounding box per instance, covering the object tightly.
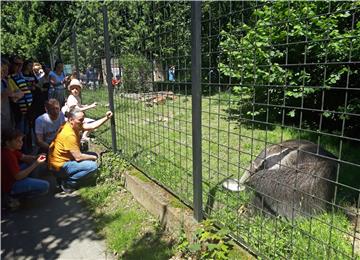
[1,128,24,150]
[9,55,23,75]
[1,57,10,79]
[33,62,42,75]
[68,79,82,96]
[42,64,51,75]
[54,60,64,73]
[45,99,61,121]
[22,59,33,73]
[67,107,84,132]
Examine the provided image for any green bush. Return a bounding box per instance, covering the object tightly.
[120,53,152,93]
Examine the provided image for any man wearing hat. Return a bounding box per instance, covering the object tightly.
[62,79,97,141]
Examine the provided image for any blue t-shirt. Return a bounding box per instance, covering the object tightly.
[49,71,65,88]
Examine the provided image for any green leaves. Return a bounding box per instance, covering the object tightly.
[217,2,359,129]
[177,219,233,259]
[1,1,75,61]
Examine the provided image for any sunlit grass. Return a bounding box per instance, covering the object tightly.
[78,152,175,258]
[82,88,359,259]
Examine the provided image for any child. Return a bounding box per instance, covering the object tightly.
[1,128,49,209]
[62,79,96,141]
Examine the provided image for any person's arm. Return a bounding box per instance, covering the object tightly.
[15,155,46,180]
[82,111,113,131]
[7,78,24,102]
[36,133,49,151]
[49,75,56,86]
[35,118,49,151]
[78,102,96,112]
[69,149,98,162]
[49,73,62,87]
[8,90,24,102]
[21,154,37,164]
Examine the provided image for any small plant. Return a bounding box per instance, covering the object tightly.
[177,219,234,260]
[97,152,128,184]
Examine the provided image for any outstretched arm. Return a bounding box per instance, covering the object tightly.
[78,102,97,112]
[82,111,113,131]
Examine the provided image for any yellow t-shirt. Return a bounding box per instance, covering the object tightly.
[49,122,80,171]
[7,76,21,92]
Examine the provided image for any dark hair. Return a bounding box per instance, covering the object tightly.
[45,98,60,109]
[1,128,24,147]
[9,54,22,64]
[54,60,63,71]
[22,59,33,71]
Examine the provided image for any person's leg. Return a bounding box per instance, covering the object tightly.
[11,177,49,198]
[61,159,98,188]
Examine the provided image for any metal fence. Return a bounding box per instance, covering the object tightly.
[65,1,360,259]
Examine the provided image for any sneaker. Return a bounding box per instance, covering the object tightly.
[60,183,75,193]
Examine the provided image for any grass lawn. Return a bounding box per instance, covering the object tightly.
[78,149,176,259]
[82,87,360,259]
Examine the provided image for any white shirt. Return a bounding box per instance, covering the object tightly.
[35,112,65,144]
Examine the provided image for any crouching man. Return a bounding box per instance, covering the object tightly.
[48,107,113,192]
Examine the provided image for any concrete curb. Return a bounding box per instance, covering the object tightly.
[124,171,198,240]
[124,170,254,259]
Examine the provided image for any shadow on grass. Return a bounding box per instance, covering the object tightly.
[122,226,175,260]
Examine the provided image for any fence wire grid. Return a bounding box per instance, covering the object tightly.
[58,1,360,259]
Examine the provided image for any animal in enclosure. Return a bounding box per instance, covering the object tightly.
[141,91,176,107]
[237,140,337,219]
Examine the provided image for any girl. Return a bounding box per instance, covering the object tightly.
[62,79,96,140]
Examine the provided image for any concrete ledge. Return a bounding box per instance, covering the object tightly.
[124,169,254,259]
[124,171,198,239]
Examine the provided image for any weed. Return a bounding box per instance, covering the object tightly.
[178,219,234,260]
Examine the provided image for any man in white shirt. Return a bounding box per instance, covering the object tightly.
[35,98,65,153]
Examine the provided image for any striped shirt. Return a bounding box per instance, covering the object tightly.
[9,74,32,114]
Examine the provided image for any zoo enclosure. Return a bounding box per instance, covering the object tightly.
[59,2,360,259]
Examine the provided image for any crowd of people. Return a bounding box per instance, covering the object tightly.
[1,55,113,209]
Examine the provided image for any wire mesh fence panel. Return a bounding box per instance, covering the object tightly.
[109,1,195,205]
[72,1,360,259]
[201,1,360,259]
[57,2,112,147]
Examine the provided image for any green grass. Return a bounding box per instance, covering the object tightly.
[78,151,176,259]
[82,88,360,259]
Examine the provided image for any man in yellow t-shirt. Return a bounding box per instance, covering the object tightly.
[49,107,113,191]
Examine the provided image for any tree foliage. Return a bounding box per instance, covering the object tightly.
[2,1,359,134]
[1,1,75,62]
[218,1,360,134]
